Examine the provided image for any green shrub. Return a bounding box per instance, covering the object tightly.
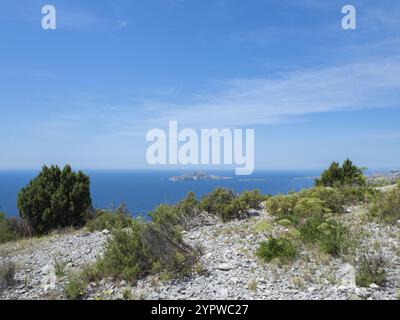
[64,263,104,299]
[0,261,16,290]
[265,194,298,217]
[150,189,264,226]
[64,273,86,300]
[277,218,292,227]
[0,212,19,244]
[221,196,249,221]
[265,184,369,225]
[356,252,386,287]
[54,259,66,278]
[340,186,373,204]
[266,193,328,224]
[369,187,400,224]
[17,165,92,235]
[256,236,298,263]
[198,188,237,220]
[0,213,32,244]
[96,219,198,282]
[237,190,264,210]
[299,217,349,256]
[149,192,203,231]
[149,204,180,229]
[149,204,184,241]
[253,220,273,233]
[86,204,132,232]
[285,228,301,239]
[316,159,366,188]
[301,187,346,213]
[293,197,328,217]
[175,191,198,217]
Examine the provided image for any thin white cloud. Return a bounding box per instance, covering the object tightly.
[135,56,400,128]
[37,54,400,141]
[367,132,400,140]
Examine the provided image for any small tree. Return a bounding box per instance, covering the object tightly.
[17,165,92,234]
[316,159,366,187]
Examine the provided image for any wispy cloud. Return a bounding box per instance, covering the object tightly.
[367,132,400,140]
[42,54,400,141]
[132,56,400,129]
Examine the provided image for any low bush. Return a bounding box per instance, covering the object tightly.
[175,191,198,218]
[237,190,264,210]
[256,236,298,263]
[96,219,199,282]
[300,187,346,213]
[64,262,110,299]
[149,189,264,231]
[277,218,292,227]
[86,204,132,232]
[0,212,32,244]
[340,186,374,204]
[0,212,18,244]
[198,188,264,221]
[265,194,299,225]
[265,185,371,225]
[265,193,329,225]
[64,272,86,300]
[299,217,349,256]
[356,252,386,287]
[150,204,181,229]
[293,197,328,217]
[0,261,16,290]
[253,220,273,233]
[198,188,237,220]
[369,186,400,224]
[221,197,249,221]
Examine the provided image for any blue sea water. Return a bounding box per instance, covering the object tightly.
[0,170,320,217]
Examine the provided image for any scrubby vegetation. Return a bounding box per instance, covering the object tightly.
[299,217,349,256]
[198,188,263,221]
[3,159,400,299]
[356,251,387,287]
[264,185,371,228]
[85,204,133,232]
[64,263,101,300]
[17,165,92,235]
[265,186,361,222]
[260,161,369,261]
[0,212,20,244]
[0,212,31,244]
[256,236,298,263]
[369,181,400,224]
[149,188,264,229]
[316,159,366,187]
[0,261,15,291]
[97,220,199,282]
[65,215,201,299]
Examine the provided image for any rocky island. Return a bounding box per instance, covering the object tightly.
[169,171,231,182]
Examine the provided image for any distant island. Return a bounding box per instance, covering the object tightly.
[169,171,231,182]
[367,170,400,184]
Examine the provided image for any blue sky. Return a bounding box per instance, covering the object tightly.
[0,0,399,170]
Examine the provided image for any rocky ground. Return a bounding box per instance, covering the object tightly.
[1,199,399,300]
